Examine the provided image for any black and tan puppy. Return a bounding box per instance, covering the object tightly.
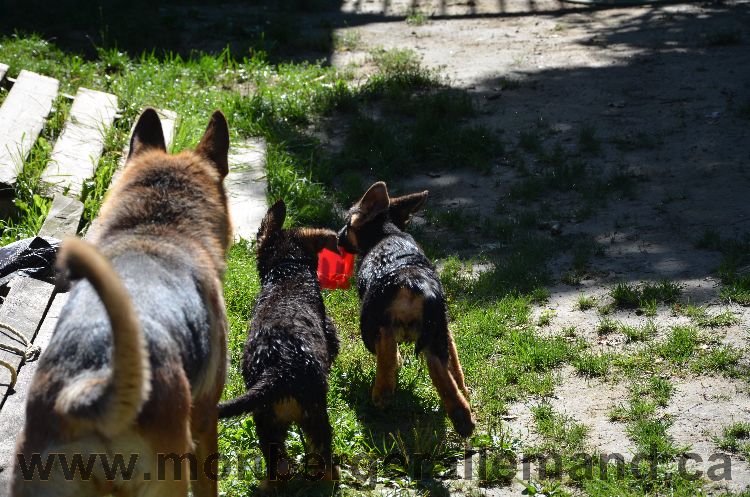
[11,109,232,497]
[219,200,340,482]
[338,182,475,437]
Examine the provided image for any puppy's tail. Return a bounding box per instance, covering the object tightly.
[218,373,274,419]
[54,238,151,435]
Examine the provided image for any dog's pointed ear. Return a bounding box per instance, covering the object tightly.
[257,200,286,247]
[389,190,428,229]
[128,108,166,160]
[356,181,390,217]
[295,228,338,255]
[196,110,230,177]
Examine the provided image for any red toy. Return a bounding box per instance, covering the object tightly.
[317,248,355,290]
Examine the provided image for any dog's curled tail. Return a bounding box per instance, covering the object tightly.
[218,373,274,419]
[55,238,151,434]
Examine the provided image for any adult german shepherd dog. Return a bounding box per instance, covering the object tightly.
[11,109,232,497]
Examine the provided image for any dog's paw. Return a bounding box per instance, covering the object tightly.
[372,387,394,409]
[449,407,476,438]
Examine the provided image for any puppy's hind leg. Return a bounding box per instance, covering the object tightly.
[372,328,399,408]
[447,331,470,399]
[301,405,340,482]
[255,409,292,486]
[424,349,475,438]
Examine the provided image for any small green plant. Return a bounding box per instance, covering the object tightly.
[538,310,555,327]
[715,422,750,459]
[610,280,681,313]
[597,317,619,335]
[406,9,428,26]
[578,125,601,155]
[573,351,612,377]
[619,320,657,342]
[679,304,738,328]
[576,294,596,311]
[656,325,700,364]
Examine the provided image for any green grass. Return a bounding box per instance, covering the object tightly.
[610,281,681,314]
[1,28,745,497]
[714,422,750,459]
[695,230,750,306]
[678,304,738,328]
[576,294,596,311]
[572,351,612,378]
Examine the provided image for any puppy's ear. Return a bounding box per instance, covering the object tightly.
[295,228,338,255]
[355,182,390,218]
[196,110,230,177]
[257,200,286,247]
[128,108,166,160]
[389,190,428,229]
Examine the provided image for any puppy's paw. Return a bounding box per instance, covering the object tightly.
[449,407,476,438]
[372,387,394,409]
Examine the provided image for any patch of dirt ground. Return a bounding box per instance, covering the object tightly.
[329,0,750,493]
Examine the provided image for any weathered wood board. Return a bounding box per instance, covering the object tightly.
[0,293,66,488]
[0,70,59,186]
[38,194,84,239]
[0,278,55,407]
[225,139,268,242]
[41,88,118,196]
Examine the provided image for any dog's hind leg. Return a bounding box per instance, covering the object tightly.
[446,331,470,399]
[255,409,292,484]
[301,405,340,482]
[190,397,219,497]
[372,328,399,408]
[424,350,475,438]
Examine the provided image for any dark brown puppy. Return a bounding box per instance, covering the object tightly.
[11,109,232,497]
[218,200,340,483]
[338,182,475,437]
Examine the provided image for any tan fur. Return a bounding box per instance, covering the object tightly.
[372,330,399,408]
[55,238,152,435]
[272,398,304,424]
[12,110,232,497]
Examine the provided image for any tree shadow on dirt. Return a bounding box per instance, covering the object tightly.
[2,0,609,62]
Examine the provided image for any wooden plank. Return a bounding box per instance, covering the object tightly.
[41,88,118,196]
[85,109,178,241]
[0,70,59,186]
[0,293,65,484]
[0,63,8,83]
[0,278,55,406]
[38,194,84,239]
[225,139,268,242]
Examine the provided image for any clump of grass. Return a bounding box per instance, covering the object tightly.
[610,280,681,314]
[578,125,601,155]
[656,325,700,364]
[531,403,589,454]
[715,422,750,459]
[406,9,428,26]
[576,294,596,311]
[597,317,619,335]
[678,304,738,328]
[695,232,750,306]
[619,320,657,343]
[332,30,362,51]
[573,351,612,377]
[537,310,555,327]
[692,345,744,377]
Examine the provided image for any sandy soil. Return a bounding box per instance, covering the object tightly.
[328,0,750,493]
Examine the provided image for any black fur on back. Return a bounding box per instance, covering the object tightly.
[354,213,449,359]
[218,201,339,418]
